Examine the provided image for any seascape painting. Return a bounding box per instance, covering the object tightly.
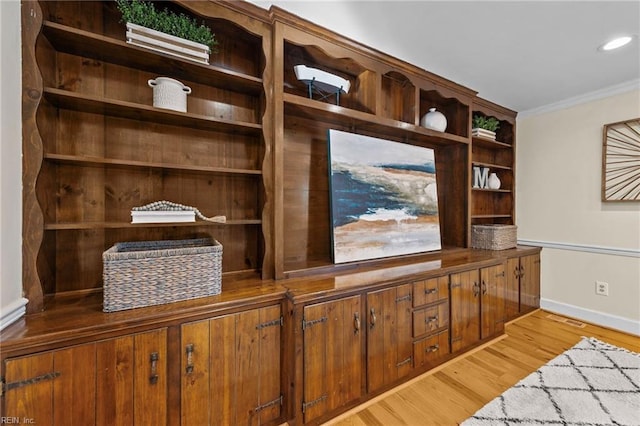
[328,129,442,264]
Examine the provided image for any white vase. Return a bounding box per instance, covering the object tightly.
[488,173,501,190]
[148,77,192,113]
[420,107,447,132]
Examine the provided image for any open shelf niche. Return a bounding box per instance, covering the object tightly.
[470,98,517,226]
[273,10,475,278]
[23,0,273,311]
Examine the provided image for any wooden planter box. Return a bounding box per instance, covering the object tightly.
[125,22,210,64]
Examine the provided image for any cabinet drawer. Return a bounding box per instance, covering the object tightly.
[413,276,448,307]
[413,302,448,338]
[413,330,450,369]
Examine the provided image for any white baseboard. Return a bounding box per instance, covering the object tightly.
[0,297,29,331]
[541,298,640,336]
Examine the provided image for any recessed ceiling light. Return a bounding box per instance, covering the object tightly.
[599,36,633,51]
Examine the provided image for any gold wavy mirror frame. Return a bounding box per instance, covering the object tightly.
[602,118,640,201]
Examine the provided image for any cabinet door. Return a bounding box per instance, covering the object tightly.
[505,257,521,320]
[302,296,362,424]
[181,305,282,426]
[480,264,506,339]
[450,269,480,353]
[367,284,413,393]
[520,254,541,313]
[3,343,96,425]
[3,329,167,426]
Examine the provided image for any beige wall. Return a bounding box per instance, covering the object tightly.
[0,0,27,329]
[517,89,640,334]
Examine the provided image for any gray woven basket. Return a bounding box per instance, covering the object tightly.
[471,224,517,250]
[102,238,222,312]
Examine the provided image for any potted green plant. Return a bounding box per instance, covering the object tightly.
[472,115,500,140]
[116,0,218,65]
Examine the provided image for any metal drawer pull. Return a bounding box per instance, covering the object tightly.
[149,352,159,385]
[354,312,360,335]
[425,288,438,295]
[426,315,439,324]
[370,308,377,329]
[426,344,440,353]
[185,344,195,374]
[396,294,412,303]
[396,356,412,367]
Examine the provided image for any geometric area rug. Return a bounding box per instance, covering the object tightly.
[461,337,640,426]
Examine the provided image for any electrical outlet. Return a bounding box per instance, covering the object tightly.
[596,281,609,296]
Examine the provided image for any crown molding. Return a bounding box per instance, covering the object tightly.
[517,79,640,120]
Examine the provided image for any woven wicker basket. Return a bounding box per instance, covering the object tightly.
[102,238,222,312]
[471,224,517,250]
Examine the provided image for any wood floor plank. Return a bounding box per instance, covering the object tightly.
[326,309,640,426]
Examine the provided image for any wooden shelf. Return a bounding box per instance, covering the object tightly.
[44,220,262,230]
[43,88,263,135]
[44,153,262,176]
[472,188,511,193]
[471,214,513,219]
[41,21,264,95]
[472,161,513,171]
[472,137,511,149]
[284,93,469,146]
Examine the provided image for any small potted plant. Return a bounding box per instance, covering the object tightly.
[472,115,500,140]
[116,0,218,64]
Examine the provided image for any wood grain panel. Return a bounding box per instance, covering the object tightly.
[450,269,480,353]
[480,264,506,339]
[520,254,540,313]
[53,343,97,425]
[133,329,167,426]
[258,305,284,424]
[96,336,135,426]
[210,313,237,425]
[181,320,211,426]
[3,352,55,423]
[303,301,328,423]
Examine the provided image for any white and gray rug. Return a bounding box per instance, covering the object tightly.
[461,337,640,426]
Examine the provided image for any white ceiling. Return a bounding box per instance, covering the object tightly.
[248,0,640,114]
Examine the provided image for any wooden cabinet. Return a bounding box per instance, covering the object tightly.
[301,296,363,424]
[21,0,273,313]
[506,254,541,319]
[450,264,505,353]
[181,305,283,425]
[366,284,413,393]
[2,329,167,425]
[13,2,543,425]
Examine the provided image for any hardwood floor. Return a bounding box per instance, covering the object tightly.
[324,310,640,426]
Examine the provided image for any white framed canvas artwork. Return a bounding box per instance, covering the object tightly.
[328,129,442,263]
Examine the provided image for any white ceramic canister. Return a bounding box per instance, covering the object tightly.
[420,107,447,132]
[148,77,192,113]
[488,173,501,190]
